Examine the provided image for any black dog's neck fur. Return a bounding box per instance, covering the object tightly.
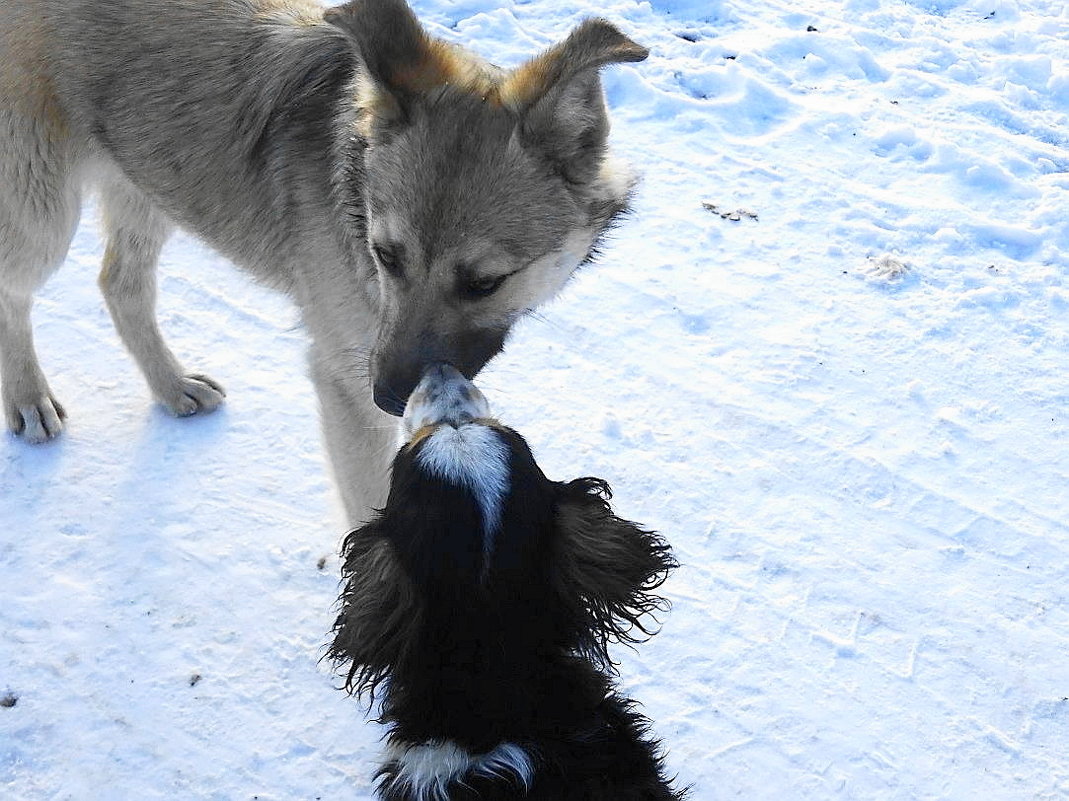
[331,425,684,800]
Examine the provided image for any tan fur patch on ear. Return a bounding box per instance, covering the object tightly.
[354,39,503,135]
[497,18,649,112]
[496,46,564,112]
[391,39,500,97]
[353,72,402,138]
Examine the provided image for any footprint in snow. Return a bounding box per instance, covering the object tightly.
[863,255,912,282]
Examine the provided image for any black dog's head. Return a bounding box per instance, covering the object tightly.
[329,365,676,708]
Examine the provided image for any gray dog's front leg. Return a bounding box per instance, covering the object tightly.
[309,351,395,527]
[99,178,226,418]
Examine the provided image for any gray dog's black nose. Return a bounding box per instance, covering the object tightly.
[373,383,408,417]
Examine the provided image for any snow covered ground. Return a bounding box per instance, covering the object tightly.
[2,0,1068,798]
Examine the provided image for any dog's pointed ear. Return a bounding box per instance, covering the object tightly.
[323,0,425,135]
[502,19,648,184]
[328,521,415,698]
[324,0,494,138]
[324,0,431,91]
[553,477,675,669]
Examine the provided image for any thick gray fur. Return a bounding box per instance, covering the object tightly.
[0,0,645,524]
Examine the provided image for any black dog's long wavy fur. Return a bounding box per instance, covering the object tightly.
[329,425,684,800]
[552,476,677,672]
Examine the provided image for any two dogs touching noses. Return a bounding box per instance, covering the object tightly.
[1,0,682,794]
[0,0,649,526]
[331,364,684,800]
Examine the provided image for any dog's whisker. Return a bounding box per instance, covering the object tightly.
[524,310,564,331]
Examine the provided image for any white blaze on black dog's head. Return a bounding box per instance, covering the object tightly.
[400,364,509,545]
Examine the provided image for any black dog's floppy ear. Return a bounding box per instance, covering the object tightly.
[328,520,416,699]
[553,477,676,669]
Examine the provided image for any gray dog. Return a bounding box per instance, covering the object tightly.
[0,0,646,523]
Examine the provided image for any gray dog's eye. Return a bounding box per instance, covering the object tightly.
[372,244,403,277]
[461,273,507,300]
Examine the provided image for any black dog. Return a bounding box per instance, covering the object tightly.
[330,365,683,800]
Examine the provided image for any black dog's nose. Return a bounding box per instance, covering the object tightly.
[373,383,408,417]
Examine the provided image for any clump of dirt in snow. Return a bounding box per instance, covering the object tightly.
[702,201,759,222]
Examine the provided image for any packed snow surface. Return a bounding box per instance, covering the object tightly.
[2,0,1068,798]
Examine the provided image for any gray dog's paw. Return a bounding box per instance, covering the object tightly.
[5,394,67,444]
[159,374,226,417]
